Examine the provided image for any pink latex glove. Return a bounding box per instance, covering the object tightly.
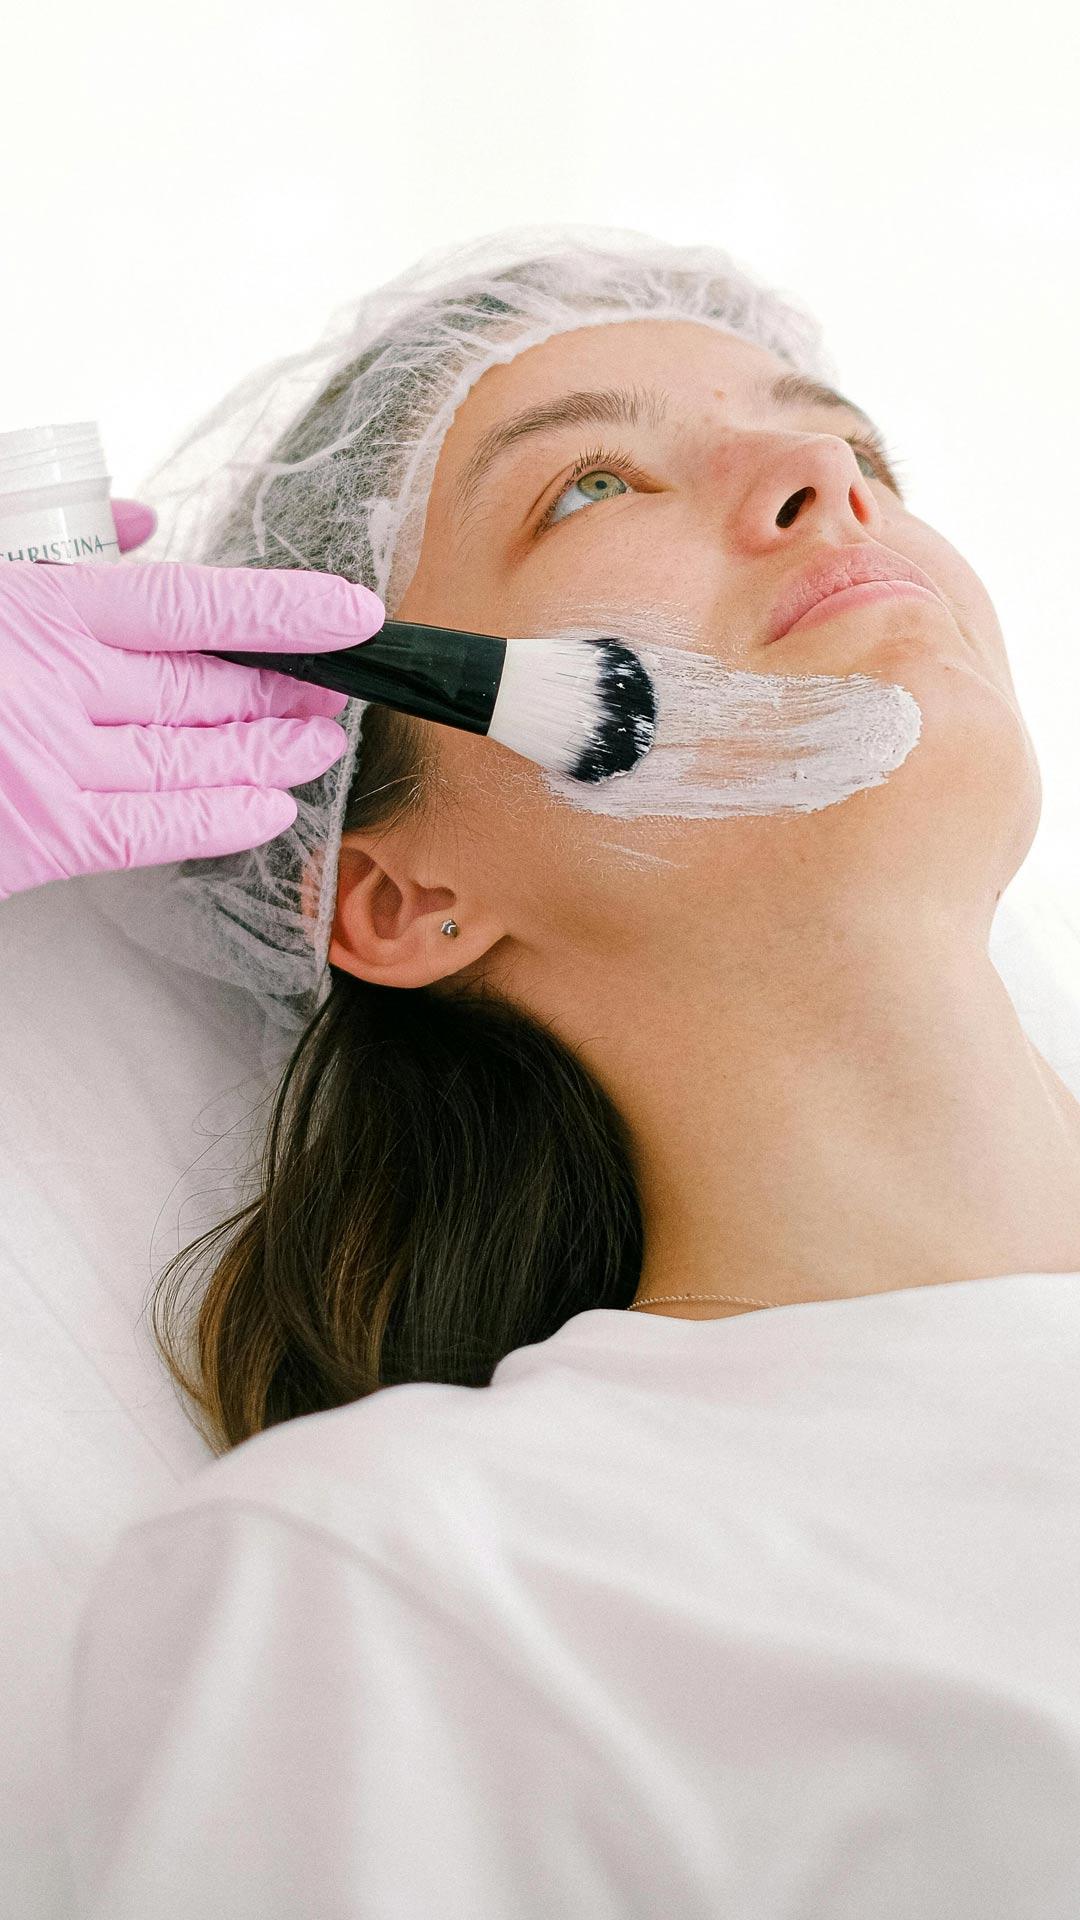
[0,498,385,901]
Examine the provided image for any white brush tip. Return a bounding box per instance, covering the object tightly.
[487,634,656,782]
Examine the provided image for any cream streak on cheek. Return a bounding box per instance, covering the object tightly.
[533,621,923,821]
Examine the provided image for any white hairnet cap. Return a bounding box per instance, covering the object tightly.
[92,222,839,1074]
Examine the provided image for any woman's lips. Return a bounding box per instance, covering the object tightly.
[774,578,944,640]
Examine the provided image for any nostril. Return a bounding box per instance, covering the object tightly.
[777,487,813,529]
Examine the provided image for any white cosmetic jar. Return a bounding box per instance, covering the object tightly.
[0,421,115,566]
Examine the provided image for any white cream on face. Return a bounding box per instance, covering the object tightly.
[533,615,923,820]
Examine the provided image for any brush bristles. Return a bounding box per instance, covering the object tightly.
[486,634,657,782]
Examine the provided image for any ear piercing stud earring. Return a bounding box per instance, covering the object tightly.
[440,919,460,938]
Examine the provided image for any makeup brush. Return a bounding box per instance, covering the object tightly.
[207,619,656,783]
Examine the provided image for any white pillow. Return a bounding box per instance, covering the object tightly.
[0,868,275,1920]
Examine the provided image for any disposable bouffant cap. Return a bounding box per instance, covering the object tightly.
[91,222,838,1076]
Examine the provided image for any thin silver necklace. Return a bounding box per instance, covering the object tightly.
[628,1291,779,1311]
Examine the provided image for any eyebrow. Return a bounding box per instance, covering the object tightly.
[453,372,880,521]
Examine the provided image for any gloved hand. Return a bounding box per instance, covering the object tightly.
[0,506,385,902]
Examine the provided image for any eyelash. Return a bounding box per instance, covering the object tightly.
[534,431,906,533]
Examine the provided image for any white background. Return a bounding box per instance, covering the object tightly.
[3,0,1077,885]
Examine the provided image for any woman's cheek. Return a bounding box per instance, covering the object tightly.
[513,525,666,616]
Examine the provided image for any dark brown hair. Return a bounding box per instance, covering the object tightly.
[148,701,645,1455]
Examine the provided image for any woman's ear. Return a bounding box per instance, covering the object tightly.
[322,837,506,988]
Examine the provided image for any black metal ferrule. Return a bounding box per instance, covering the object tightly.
[207,620,508,736]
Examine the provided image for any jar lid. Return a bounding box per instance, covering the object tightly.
[0,421,109,497]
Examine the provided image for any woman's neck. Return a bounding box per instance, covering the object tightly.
[576,931,1080,1320]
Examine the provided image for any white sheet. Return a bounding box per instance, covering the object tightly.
[2,845,1079,1919]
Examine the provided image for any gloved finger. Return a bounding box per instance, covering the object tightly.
[77,646,353,726]
[72,785,301,877]
[111,500,158,553]
[71,713,349,796]
[51,559,385,655]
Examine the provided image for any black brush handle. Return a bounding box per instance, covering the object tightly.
[207,620,508,736]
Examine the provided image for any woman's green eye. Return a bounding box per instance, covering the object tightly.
[546,469,630,527]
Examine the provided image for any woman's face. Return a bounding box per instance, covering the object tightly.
[330,318,1039,1023]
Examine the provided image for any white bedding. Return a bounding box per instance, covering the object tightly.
[1,870,277,1919]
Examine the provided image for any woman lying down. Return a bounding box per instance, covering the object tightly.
[67,226,1080,1920]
